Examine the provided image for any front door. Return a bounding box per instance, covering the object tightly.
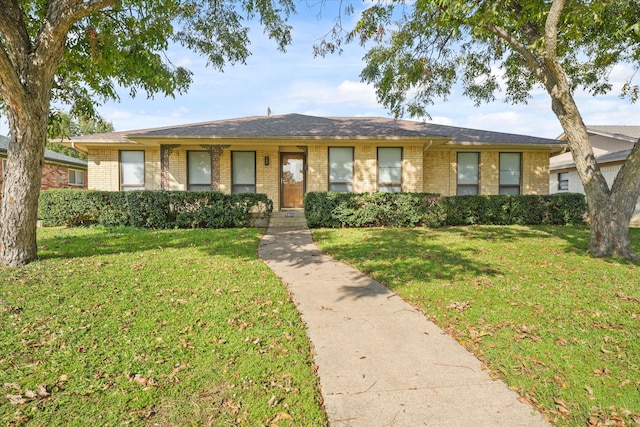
[281,153,305,208]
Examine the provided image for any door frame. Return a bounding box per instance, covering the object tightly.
[280,152,307,209]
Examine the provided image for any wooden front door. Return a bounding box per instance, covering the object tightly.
[281,153,305,208]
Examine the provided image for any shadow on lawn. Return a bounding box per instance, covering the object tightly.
[37,226,260,261]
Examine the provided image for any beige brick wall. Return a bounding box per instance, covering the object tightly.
[307,145,327,193]
[353,145,377,192]
[423,151,453,195]
[88,148,119,190]
[480,151,499,195]
[403,145,424,192]
[522,151,549,195]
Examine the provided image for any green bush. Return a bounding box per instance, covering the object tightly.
[304,192,444,228]
[39,190,273,228]
[304,192,586,228]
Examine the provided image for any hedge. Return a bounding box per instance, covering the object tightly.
[304,192,586,228]
[38,190,273,228]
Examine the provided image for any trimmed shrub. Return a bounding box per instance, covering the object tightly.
[304,192,444,228]
[304,192,586,228]
[39,190,273,228]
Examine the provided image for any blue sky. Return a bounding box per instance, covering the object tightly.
[1,2,637,139]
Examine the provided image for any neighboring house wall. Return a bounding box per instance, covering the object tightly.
[1,158,87,192]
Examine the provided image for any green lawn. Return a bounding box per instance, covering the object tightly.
[312,225,640,427]
[0,227,326,426]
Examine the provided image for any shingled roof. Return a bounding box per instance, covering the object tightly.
[0,135,87,168]
[71,113,563,147]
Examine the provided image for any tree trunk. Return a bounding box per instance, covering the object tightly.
[549,84,640,259]
[0,103,49,266]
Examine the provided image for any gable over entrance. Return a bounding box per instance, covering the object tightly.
[68,114,564,211]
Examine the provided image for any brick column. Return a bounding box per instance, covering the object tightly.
[201,145,230,191]
[160,144,179,190]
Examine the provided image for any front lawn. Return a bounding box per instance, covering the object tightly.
[312,225,640,427]
[0,227,326,426]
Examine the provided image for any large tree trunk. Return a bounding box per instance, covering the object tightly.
[0,103,49,266]
[550,87,640,259]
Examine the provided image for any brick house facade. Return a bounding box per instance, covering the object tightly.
[68,114,563,210]
[1,135,88,193]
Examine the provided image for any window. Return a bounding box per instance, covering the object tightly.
[68,169,85,186]
[499,152,521,195]
[558,172,569,191]
[1,158,6,177]
[457,152,479,195]
[232,151,256,193]
[377,148,402,193]
[188,151,212,191]
[120,150,145,191]
[328,147,354,192]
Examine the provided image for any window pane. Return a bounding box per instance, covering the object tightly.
[378,148,402,183]
[457,185,478,196]
[458,152,479,184]
[379,184,402,193]
[121,151,144,186]
[329,147,353,183]
[329,182,352,192]
[232,152,256,191]
[499,186,520,195]
[558,172,569,191]
[188,151,211,185]
[499,153,521,185]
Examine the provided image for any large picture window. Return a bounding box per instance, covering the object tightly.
[188,151,212,191]
[377,147,402,193]
[328,147,354,192]
[120,150,145,191]
[499,152,521,195]
[457,152,479,195]
[232,151,256,193]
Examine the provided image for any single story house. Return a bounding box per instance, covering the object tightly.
[549,125,640,226]
[1,135,87,192]
[67,114,564,210]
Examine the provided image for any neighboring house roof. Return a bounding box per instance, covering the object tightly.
[70,113,564,149]
[551,149,633,170]
[557,125,640,143]
[0,135,87,168]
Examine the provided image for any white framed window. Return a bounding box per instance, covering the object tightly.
[499,152,521,195]
[68,169,85,186]
[329,147,354,192]
[120,150,145,191]
[457,152,479,195]
[558,172,569,191]
[232,151,256,193]
[187,151,212,191]
[378,147,402,193]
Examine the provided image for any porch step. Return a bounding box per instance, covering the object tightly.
[268,210,308,228]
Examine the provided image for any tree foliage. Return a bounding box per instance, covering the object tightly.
[0,0,295,266]
[320,0,640,259]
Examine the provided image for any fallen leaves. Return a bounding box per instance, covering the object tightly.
[4,383,50,405]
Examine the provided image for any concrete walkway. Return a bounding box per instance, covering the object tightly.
[258,226,550,427]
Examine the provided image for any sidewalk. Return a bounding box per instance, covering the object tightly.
[258,226,551,427]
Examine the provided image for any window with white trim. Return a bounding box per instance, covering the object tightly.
[329,147,354,192]
[187,151,212,191]
[120,150,145,191]
[457,152,479,195]
[499,152,521,195]
[232,151,256,193]
[378,147,402,193]
[68,169,85,186]
[558,172,569,191]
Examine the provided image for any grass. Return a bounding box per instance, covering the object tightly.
[0,227,326,426]
[311,225,640,427]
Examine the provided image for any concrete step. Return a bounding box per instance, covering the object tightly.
[268,210,308,228]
